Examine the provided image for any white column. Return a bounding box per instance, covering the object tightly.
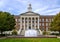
[20,17,22,30]
[21,17,22,31]
[31,17,32,29]
[24,17,25,30]
[27,17,28,30]
[38,17,39,29]
[34,17,36,29]
[27,17,29,29]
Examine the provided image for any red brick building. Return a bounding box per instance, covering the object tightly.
[14,4,54,35]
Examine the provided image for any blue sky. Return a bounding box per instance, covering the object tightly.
[0,0,60,15]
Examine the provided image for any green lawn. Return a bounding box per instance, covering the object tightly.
[0,38,60,42]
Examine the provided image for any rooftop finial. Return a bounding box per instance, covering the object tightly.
[28,3,32,12]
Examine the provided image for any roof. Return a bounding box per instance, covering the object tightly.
[20,11,40,16]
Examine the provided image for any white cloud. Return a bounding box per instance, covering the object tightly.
[39,8,60,15]
[42,8,60,14]
[0,0,60,15]
[34,6,48,12]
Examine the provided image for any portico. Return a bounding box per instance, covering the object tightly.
[18,4,42,35]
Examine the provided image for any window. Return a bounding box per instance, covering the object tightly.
[25,21,27,23]
[32,18,34,20]
[36,18,38,20]
[29,21,31,23]
[33,25,34,27]
[46,19,48,22]
[36,21,38,23]
[29,26,31,29]
[25,18,27,20]
[32,21,34,23]
[29,18,31,20]
[15,19,17,22]
[42,19,44,22]
[49,19,51,22]
[42,23,44,26]
[46,23,48,26]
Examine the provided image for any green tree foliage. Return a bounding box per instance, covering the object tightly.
[50,12,60,34]
[0,11,16,35]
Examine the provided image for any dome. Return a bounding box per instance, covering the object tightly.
[20,4,40,16]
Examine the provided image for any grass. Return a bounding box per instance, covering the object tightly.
[0,38,60,42]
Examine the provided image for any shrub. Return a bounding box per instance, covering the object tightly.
[12,29,17,35]
[0,34,5,36]
[43,31,49,35]
[50,33,59,36]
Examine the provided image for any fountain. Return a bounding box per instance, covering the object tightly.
[25,29,37,37]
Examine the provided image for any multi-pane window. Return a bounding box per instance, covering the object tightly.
[42,19,44,22]
[46,19,48,22]
[46,23,48,26]
[42,23,44,26]
[49,19,51,22]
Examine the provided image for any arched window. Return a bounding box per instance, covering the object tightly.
[36,18,38,20]
[29,26,31,29]
[32,18,34,20]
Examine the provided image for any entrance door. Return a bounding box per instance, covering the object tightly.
[29,26,31,29]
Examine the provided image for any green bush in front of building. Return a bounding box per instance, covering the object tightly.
[43,31,50,35]
[12,29,17,35]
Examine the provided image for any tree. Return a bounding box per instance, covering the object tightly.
[50,12,60,34]
[0,11,16,35]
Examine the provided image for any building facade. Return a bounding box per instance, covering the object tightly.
[14,4,54,35]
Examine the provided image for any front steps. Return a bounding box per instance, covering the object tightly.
[19,29,42,36]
